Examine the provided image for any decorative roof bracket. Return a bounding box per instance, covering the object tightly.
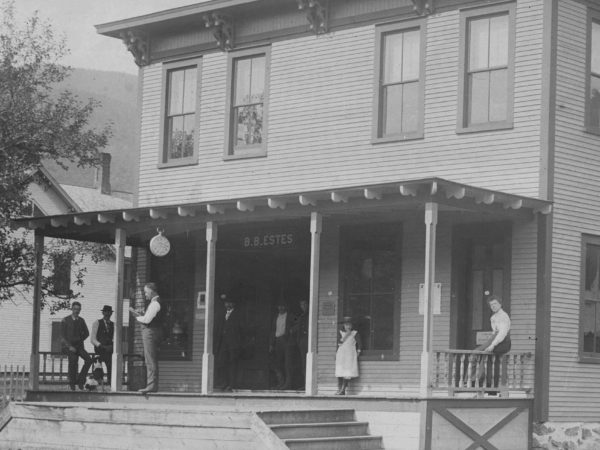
[411,0,435,16]
[120,30,150,67]
[297,0,328,34]
[202,12,234,51]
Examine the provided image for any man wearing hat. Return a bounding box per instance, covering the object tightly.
[214,295,244,391]
[90,305,115,384]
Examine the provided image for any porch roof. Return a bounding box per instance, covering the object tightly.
[13,177,552,246]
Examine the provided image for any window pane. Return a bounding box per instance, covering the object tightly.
[182,68,197,114]
[492,269,504,301]
[250,56,265,102]
[589,75,600,129]
[586,244,600,299]
[471,270,484,330]
[592,21,600,75]
[489,68,508,121]
[468,71,490,124]
[489,14,508,67]
[372,294,395,350]
[168,70,185,115]
[183,114,195,158]
[583,301,596,353]
[168,115,184,159]
[402,30,420,81]
[383,32,403,84]
[52,254,72,296]
[402,81,419,133]
[383,84,403,136]
[234,104,263,145]
[234,58,252,105]
[347,251,374,293]
[469,17,490,71]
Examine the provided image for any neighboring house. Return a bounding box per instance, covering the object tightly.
[15,0,600,447]
[0,157,133,368]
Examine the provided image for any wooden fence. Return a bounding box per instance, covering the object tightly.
[0,353,142,410]
[1,365,27,410]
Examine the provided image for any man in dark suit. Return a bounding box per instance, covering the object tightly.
[291,299,309,383]
[214,295,243,392]
[269,302,296,389]
[61,301,92,390]
[90,305,114,384]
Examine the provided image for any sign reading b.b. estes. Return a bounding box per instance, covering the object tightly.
[242,232,295,248]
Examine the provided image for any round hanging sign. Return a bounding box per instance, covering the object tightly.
[149,229,170,257]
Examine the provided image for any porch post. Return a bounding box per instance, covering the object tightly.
[202,221,217,395]
[306,211,322,396]
[420,202,438,397]
[29,230,44,391]
[111,228,126,391]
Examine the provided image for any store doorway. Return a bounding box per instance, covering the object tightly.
[451,222,512,350]
[214,222,310,390]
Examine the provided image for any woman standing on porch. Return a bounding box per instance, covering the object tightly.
[335,317,362,395]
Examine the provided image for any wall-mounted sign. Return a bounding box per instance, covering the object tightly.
[242,232,295,249]
[321,300,336,317]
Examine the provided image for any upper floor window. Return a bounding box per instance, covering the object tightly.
[225,47,270,159]
[159,59,201,167]
[458,4,515,132]
[581,235,600,362]
[587,18,600,133]
[20,200,43,218]
[373,22,424,142]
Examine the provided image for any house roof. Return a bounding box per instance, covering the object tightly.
[37,166,82,213]
[60,185,132,212]
[14,177,552,246]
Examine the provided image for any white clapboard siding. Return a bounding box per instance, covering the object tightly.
[0,257,128,369]
[136,2,545,207]
[549,0,600,422]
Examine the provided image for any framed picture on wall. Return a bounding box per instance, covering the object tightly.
[197,291,206,309]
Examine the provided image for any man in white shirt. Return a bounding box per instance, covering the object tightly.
[270,302,294,389]
[129,282,164,394]
[483,296,511,391]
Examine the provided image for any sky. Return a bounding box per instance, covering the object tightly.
[15,0,207,74]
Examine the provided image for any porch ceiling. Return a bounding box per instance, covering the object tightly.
[12,178,552,245]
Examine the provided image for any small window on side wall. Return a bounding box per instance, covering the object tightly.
[225,47,270,159]
[159,59,201,167]
[581,236,600,362]
[51,253,72,297]
[586,17,600,133]
[458,4,515,133]
[373,22,425,142]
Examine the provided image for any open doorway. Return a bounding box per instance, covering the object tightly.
[214,221,310,390]
[451,222,512,350]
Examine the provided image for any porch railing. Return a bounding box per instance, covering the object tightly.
[1,365,27,409]
[38,352,141,386]
[432,350,534,397]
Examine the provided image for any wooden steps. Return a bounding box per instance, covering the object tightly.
[259,409,384,450]
[0,402,267,449]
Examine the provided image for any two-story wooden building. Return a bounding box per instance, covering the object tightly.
[16,0,600,448]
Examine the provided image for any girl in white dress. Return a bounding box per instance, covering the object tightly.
[335,316,362,395]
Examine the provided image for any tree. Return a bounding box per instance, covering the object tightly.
[0,1,112,309]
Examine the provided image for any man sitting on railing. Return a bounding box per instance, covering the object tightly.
[478,295,511,393]
[61,301,92,391]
